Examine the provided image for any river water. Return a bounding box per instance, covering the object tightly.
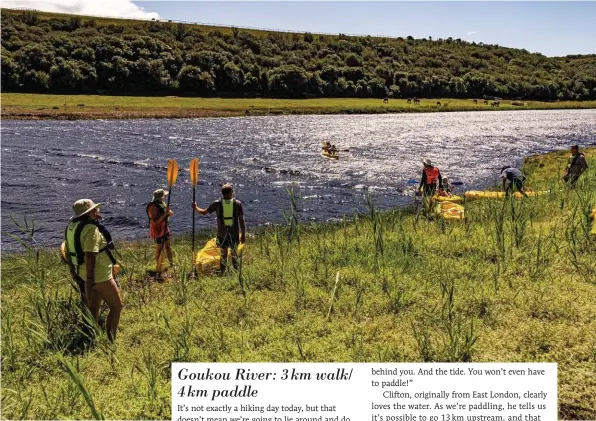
[2,110,595,249]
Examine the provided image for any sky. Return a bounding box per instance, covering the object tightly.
[4,1,595,57]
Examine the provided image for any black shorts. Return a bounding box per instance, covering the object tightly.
[423,184,437,197]
[506,178,524,193]
[216,235,239,249]
[154,232,170,244]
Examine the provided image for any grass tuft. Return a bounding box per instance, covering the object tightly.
[1,148,594,419]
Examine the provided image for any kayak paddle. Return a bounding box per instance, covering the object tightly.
[189,158,199,276]
[157,159,179,273]
[166,159,179,216]
[407,179,463,185]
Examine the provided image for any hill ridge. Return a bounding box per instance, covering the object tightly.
[2,8,595,100]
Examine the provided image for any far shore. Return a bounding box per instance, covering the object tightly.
[2,93,596,120]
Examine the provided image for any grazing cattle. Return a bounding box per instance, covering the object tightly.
[484,100,489,105]
[473,99,478,104]
[491,101,500,107]
[383,97,389,104]
[414,97,420,104]
[407,98,412,104]
[436,101,441,106]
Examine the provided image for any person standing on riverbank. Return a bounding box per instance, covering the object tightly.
[563,145,588,186]
[64,199,123,342]
[419,159,443,197]
[146,189,174,272]
[192,183,246,274]
[500,166,527,197]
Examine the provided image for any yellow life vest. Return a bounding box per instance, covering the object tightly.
[222,198,235,227]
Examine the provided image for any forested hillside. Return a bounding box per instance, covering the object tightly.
[2,9,595,99]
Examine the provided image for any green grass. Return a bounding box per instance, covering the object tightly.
[1,149,595,420]
[2,93,596,120]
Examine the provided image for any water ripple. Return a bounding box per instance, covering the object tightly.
[2,109,595,248]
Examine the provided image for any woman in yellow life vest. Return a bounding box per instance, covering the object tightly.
[192,183,246,274]
[64,199,123,342]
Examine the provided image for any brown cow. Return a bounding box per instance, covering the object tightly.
[473,99,478,104]
[407,98,412,104]
[436,101,441,106]
[484,100,489,105]
[383,97,389,104]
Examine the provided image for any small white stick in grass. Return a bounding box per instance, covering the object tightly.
[326,271,341,321]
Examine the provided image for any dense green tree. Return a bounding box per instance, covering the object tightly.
[345,53,362,67]
[21,69,50,91]
[177,65,215,94]
[268,65,310,97]
[1,9,595,99]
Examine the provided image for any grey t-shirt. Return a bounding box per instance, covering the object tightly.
[206,199,244,239]
[501,168,523,180]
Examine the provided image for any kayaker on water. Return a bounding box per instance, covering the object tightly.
[419,159,443,197]
[500,166,527,197]
[192,183,246,274]
[322,141,338,154]
[146,189,175,273]
[563,145,588,186]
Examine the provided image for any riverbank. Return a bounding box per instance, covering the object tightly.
[3,93,596,120]
[1,148,594,420]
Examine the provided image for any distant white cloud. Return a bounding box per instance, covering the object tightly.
[2,0,160,19]
[467,31,477,35]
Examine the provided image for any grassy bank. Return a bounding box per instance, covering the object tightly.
[2,93,596,120]
[1,149,595,420]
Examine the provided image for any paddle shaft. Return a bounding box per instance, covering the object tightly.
[160,184,172,264]
[407,179,463,185]
[165,189,172,222]
[192,186,196,269]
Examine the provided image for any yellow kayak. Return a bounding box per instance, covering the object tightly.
[196,238,245,273]
[433,194,463,203]
[435,201,465,220]
[464,190,549,200]
[321,150,339,159]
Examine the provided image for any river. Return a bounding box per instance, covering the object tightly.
[2,109,595,249]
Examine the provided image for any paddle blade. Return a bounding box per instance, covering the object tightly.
[189,158,199,187]
[167,159,179,187]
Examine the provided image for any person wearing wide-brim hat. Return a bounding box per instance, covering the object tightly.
[419,158,443,198]
[146,188,174,273]
[64,199,123,341]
